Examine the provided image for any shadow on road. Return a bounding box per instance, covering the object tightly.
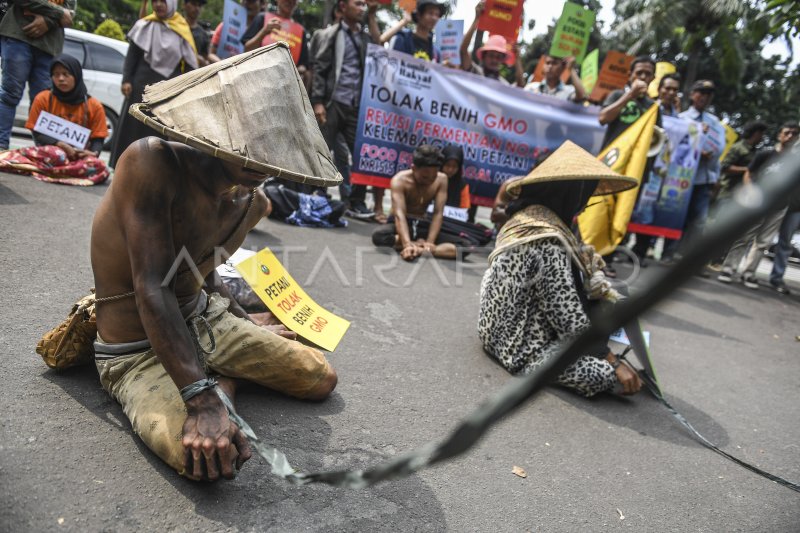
[551,387,730,449]
[43,365,448,531]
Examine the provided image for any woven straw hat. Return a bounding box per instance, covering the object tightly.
[129,43,341,187]
[506,140,637,197]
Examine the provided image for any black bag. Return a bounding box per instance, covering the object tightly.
[263,182,298,220]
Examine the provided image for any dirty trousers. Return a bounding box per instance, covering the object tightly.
[93,292,332,473]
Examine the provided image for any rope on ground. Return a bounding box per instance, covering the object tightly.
[218,148,800,491]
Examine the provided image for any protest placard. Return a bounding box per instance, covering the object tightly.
[351,45,604,206]
[259,15,304,64]
[477,0,523,39]
[33,111,91,149]
[629,115,703,239]
[435,19,463,65]
[529,55,570,83]
[236,247,350,352]
[701,115,726,157]
[588,50,633,103]
[398,0,415,11]
[581,49,599,94]
[218,0,246,59]
[549,1,595,63]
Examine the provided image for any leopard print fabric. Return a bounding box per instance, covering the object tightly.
[478,238,617,397]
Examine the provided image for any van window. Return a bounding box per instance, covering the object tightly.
[63,39,85,65]
[86,42,125,74]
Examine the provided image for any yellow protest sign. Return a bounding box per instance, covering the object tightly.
[647,61,676,98]
[235,247,350,351]
[719,123,739,162]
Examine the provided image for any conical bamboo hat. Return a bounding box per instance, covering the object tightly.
[506,140,637,196]
[129,43,341,187]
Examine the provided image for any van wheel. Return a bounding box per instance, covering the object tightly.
[103,106,119,151]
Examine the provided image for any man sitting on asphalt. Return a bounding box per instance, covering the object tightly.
[89,50,338,482]
[372,145,473,260]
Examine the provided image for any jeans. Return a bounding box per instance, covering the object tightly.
[770,210,800,284]
[333,132,351,201]
[684,183,713,237]
[0,37,53,149]
[663,183,713,258]
[322,100,365,204]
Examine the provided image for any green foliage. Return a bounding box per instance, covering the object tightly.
[601,0,798,134]
[765,0,800,38]
[94,19,126,40]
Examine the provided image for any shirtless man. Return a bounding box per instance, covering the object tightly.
[371,145,465,260]
[90,137,337,481]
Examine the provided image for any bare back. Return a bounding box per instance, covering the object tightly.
[91,138,268,343]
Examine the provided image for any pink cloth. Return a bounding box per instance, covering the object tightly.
[0,145,109,186]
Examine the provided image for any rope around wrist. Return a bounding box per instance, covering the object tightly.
[179,377,218,402]
[178,376,299,480]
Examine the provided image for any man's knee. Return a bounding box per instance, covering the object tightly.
[304,366,337,401]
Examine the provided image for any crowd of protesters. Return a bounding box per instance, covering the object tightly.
[0,0,798,294]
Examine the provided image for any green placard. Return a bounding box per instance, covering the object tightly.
[549,2,595,63]
[581,48,599,94]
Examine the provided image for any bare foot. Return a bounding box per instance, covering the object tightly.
[374,211,388,224]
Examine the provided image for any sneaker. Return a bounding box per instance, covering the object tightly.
[742,274,759,290]
[770,280,791,295]
[716,269,734,283]
[346,201,375,219]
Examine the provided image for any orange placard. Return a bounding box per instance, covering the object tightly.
[261,16,305,64]
[529,56,571,83]
[398,0,416,12]
[477,0,523,39]
[588,50,633,103]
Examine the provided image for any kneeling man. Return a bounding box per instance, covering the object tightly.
[90,48,339,481]
[372,145,473,260]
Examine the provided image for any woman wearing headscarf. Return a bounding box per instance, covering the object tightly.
[109,0,197,167]
[479,141,643,397]
[0,54,109,185]
[441,144,470,209]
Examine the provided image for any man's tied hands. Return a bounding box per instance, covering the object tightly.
[182,389,252,480]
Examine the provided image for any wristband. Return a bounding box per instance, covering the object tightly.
[180,377,218,402]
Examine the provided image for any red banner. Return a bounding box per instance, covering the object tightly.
[261,16,305,64]
[477,0,523,39]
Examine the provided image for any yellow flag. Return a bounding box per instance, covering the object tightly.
[577,104,659,256]
[719,123,739,163]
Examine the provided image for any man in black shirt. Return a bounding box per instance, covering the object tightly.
[597,56,658,268]
[717,122,800,289]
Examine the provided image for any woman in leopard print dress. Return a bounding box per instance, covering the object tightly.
[478,141,642,397]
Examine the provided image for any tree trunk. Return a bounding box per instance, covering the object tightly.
[323,0,336,26]
[682,40,702,107]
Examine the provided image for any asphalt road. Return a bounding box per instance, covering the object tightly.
[1,158,799,532]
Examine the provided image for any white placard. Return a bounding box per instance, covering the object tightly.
[216,247,256,278]
[33,111,91,149]
[427,203,469,222]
